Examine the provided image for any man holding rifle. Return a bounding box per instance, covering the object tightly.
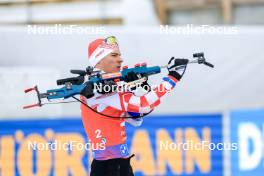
[80,36,188,176]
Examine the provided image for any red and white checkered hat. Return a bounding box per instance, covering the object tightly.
[88,36,119,67]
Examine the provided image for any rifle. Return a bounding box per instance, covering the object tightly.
[23,52,213,109]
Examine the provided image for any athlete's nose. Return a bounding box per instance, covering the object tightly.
[118,57,123,64]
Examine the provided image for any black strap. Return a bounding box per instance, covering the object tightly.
[72,96,153,119]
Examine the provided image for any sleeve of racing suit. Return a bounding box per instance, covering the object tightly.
[81,75,178,117]
[120,75,178,114]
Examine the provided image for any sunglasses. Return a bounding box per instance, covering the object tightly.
[104,36,118,45]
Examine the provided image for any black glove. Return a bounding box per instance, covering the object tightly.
[167,57,188,81]
[96,80,117,94]
[80,82,94,98]
[124,71,151,92]
[124,71,140,82]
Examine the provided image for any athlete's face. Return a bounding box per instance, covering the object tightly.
[96,49,123,73]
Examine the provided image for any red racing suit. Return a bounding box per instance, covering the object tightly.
[80,75,178,160]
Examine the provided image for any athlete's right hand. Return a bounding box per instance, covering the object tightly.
[124,71,151,91]
[80,82,94,98]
